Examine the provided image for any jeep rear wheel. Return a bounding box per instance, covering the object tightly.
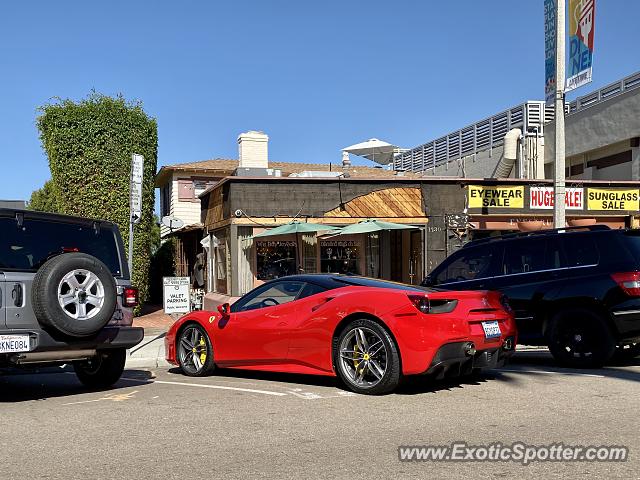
[32,253,117,337]
[547,308,615,368]
[74,349,126,388]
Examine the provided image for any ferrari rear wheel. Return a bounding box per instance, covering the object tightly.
[177,324,215,376]
[334,319,401,395]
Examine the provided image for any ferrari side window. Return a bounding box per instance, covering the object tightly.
[297,283,327,300]
[236,281,305,311]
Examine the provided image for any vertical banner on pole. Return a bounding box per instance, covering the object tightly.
[544,0,557,105]
[129,154,144,276]
[566,0,595,92]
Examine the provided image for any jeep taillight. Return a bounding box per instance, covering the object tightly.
[123,287,139,307]
[611,272,640,297]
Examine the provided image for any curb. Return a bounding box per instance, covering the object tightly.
[126,333,171,369]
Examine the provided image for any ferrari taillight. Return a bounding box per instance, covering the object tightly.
[611,272,640,297]
[408,295,430,314]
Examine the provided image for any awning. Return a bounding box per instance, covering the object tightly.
[252,220,340,238]
[327,219,418,236]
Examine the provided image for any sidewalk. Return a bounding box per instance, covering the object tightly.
[127,305,176,369]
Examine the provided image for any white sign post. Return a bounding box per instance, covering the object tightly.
[163,277,191,315]
[128,154,144,276]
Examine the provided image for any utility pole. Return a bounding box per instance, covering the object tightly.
[553,0,566,228]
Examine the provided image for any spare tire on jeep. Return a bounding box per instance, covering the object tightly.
[31,252,117,337]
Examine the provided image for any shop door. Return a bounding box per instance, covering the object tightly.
[390,231,403,282]
[409,230,423,285]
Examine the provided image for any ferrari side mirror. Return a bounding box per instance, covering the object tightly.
[217,302,230,317]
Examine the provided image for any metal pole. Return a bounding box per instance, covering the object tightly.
[128,218,134,278]
[553,0,566,228]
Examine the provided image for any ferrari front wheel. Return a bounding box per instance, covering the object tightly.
[334,319,401,395]
[177,324,215,376]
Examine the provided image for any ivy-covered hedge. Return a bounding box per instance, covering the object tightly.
[28,179,61,213]
[37,94,158,309]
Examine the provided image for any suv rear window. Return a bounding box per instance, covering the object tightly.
[0,217,123,276]
[561,234,599,267]
[622,231,640,260]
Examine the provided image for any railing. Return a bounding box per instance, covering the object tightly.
[394,102,546,172]
[395,71,640,173]
[566,71,640,114]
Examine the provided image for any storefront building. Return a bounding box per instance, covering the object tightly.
[199,176,640,301]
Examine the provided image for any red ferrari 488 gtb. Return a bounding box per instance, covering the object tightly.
[165,275,516,394]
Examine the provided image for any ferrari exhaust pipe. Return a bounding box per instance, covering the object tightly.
[463,342,476,357]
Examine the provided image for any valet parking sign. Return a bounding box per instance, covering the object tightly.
[163,277,191,314]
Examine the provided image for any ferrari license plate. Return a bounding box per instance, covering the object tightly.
[482,321,501,339]
[0,335,30,354]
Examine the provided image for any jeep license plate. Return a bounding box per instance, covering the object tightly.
[482,321,501,339]
[0,335,30,353]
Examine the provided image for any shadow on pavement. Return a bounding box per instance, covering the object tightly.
[0,368,154,403]
[501,349,640,383]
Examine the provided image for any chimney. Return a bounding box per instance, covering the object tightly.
[238,131,269,169]
[341,151,351,168]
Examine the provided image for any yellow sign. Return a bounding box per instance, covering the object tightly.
[468,186,524,208]
[587,188,640,211]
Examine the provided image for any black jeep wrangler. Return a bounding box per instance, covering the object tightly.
[0,209,143,387]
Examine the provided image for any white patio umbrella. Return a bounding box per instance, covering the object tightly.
[342,138,404,165]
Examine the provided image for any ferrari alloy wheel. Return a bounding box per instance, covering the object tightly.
[334,319,401,395]
[177,324,215,376]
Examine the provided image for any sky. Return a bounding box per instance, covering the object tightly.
[2,0,640,202]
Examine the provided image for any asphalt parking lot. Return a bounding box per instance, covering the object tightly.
[2,350,639,480]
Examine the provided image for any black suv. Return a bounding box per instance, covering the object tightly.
[422,226,640,367]
[0,209,144,386]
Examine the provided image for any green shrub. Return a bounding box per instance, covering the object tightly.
[27,179,61,213]
[37,93,158,311]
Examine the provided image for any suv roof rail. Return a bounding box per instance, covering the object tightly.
[463,224,611,248]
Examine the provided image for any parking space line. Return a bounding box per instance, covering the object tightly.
[118,376,288,396]
[499,368,604,378]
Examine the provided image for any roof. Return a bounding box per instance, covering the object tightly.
[155,158,419,186]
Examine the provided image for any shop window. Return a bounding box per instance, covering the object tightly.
[320,240,360,275]
[302,233,318,273]
[214,230,228,294]
[256,241,297,280]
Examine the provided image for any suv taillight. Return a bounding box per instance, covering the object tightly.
[408,294,430,314]
[123,287,139,307]
[611,272,640,297]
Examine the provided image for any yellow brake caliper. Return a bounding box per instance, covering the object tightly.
[199,337,207,364]
[354,343,365,375]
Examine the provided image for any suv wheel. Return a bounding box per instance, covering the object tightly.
[73,349,126,388]
[547,308,615,368]
[32,253,117,337]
